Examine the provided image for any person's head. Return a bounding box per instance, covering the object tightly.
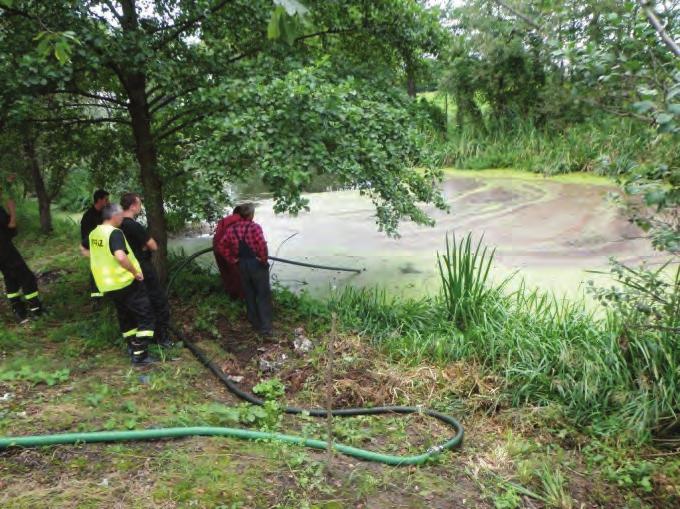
[93,189,110,210]
[102,203,124,227]
[238,203,255,221]
[120,192,143,216]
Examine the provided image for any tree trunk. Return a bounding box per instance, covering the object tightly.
[406,60,417,98]
[22,134,52,234]
[120,0,169,284]
[126,72,169,285]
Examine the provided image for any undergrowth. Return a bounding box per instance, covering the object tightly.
[437,116,676,177]
[331,234,679,445]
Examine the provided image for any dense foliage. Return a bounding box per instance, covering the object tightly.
[0,0,447,278]
[437,0,679,252]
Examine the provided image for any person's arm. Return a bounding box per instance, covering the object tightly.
[80,212,91,250]
[114,250,144,281]
[6,199,17,229]
[145,238,158,251]
[80,245,90,257]
[252,224,268,264]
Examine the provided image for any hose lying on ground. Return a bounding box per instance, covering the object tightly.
[0,249,464,465]
[0,329,463,465]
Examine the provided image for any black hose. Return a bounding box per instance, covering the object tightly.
[174,326,464,457]
[168,247,361,295]
[168,248,464,462]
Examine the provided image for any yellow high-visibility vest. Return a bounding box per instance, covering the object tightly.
[89,224,141,293]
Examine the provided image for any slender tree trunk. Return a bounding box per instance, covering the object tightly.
[22,134,52,234]
[120,0,169,284]
[126,72,169,285]
[406,60,417,98]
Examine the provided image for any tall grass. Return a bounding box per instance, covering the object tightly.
[332,234,680,443]
[439,116,676,176]
[437,232,510,329]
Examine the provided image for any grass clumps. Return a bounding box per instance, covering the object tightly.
[332,233,680,445]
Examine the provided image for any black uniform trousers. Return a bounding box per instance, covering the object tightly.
[239,258,273,334]
[0,242,38,298]
[107,280,155,340]
[140,260,170,342]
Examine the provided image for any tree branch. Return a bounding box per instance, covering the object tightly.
[640,1,680,58]
[101,0,123,24]
[152,0,234,49]
[26,117,131,126]
[155,114,206,140]
[154,106,205,134]
[492,0,542,31]
[149,85,201,112]
[53,89,128,106]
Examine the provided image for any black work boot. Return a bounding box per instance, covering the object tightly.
[155,330,174,349]
[130,339,157,366]
[26,297,43,318]
[10,299,29,324]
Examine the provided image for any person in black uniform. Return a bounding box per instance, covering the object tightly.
[0,183,43,322]
[119,192,172,347]
[80,189,109,299]
[89,204,156,365]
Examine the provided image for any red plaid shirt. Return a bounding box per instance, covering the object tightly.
[221,219,268,264]
[213,214,241,258]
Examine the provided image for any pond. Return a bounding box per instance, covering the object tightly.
[170,169,666,299]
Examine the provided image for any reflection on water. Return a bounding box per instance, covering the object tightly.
[171,171,666,298]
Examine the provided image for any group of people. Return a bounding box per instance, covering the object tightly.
[1,176,273,366]
[80,190,171,366]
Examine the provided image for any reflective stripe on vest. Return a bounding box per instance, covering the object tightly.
[89,224,142,293]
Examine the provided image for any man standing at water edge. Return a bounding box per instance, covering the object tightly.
[120,192,172,348]
[223,203,273,337]
[80,189,110,300]
[89,204,156,365]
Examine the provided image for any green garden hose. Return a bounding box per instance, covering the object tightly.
[0,249,464,465]
[0,426,458,466]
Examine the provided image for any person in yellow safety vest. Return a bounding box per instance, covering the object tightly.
[89,204,156,366]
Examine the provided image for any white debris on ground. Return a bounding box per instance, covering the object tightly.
[259,354,287,373]
[293,327,313,354]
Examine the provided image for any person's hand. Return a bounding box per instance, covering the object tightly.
[6,199,16,214]
[80,246,90,258]
[134,272,144,281]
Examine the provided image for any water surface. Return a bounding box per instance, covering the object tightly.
[171,170,664,298]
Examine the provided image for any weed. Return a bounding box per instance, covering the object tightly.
[0,365,70,386]
[540,466,573,508]
[437,231,510,329]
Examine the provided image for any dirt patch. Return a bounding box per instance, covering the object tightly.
[36,268,72,285]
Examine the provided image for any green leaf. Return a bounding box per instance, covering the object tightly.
[667,104,680,115]
[644,189,666,206]
[655,113,673,124]
[267,6,282,40]
[632,100,655,113]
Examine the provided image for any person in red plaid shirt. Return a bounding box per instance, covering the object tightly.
[213,205,245,300]
[222,203,273,336]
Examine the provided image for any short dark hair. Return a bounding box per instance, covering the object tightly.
[232,205,243,216]
[120,192,141,211]
[93,189,109,203]
[102,204,122,221]
[238,203,255,219]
